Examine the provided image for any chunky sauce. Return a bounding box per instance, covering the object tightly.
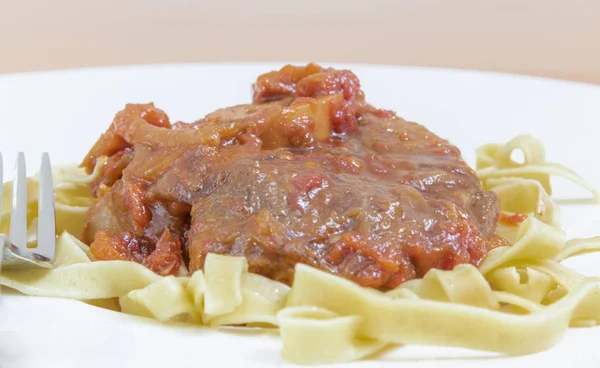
[83,64,505,289]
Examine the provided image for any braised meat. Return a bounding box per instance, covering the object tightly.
[83,64,505,288]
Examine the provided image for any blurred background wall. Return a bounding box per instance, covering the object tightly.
[1,0,599,84]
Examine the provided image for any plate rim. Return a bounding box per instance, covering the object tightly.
[2,61,600,93]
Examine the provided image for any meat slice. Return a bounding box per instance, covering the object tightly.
[183,112,499,289]
[82,64,502,289]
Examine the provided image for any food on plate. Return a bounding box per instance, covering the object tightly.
[82,64,507,289]
[1,64,600,365]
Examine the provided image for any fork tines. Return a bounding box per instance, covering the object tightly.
[0,152,56,267]
[36,153,56,260]
[9,153,28,254]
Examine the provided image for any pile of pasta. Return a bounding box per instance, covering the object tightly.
[1,135,600,365]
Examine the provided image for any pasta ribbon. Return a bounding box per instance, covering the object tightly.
[488,267,555,304]
[398,264,499,310]
[206,272,290,327]
[476,135,597,246]
[476,134,599,202]
[487,177,559,227]
[286,263,598,356]
[186,270,207,309]
[554,237,600,262]
[278,306,388,365]
[476,134,550,192]
[202,253,248,316]
[476,134,600,203]
[0,260,161,299]
[492,291,543,313]
[196,254,291,326]
[478,217,565,274]
[120,276,199,323]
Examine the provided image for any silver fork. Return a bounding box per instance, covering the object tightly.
[0,152,56,270]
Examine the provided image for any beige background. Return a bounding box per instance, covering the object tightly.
[1,0,599,84]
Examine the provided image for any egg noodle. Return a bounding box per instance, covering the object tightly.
[1,135,600,364]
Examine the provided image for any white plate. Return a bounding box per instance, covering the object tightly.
[1,63,600,368]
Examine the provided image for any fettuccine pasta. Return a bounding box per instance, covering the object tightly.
[1,135,599,365]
